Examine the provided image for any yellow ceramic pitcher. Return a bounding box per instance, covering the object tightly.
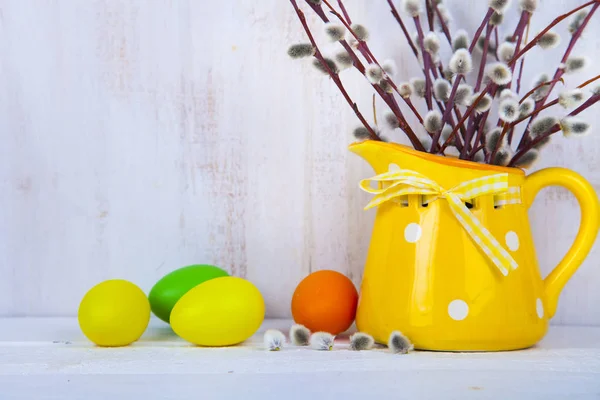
[350,140,599,351]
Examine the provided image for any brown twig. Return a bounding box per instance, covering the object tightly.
[468,8,494,53]
[322,0,425,125]
[290,0,380,141]
[475,24,493,92]
[430,0,452,45]
[515,17,531,94]
[508,94,600,166]
[337,0,351,23]
[508,1,598,68]
[516,2,599,150]
[519,77,565,103]
[387,0,419,57]
[414,15,434,109]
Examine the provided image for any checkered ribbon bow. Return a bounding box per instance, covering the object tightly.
[359,168,520,276]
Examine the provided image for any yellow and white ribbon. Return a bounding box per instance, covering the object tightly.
[359,168,520,276]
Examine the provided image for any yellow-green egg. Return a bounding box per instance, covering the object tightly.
[78,279,150,347]
[170,277,265,346]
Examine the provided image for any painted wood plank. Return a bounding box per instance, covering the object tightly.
[0,318,599,399]
[0,0,599,325]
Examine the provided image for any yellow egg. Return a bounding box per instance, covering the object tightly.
[78,279,150,347]
[170,277,265,346]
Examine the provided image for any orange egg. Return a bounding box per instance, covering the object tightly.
[291,270,358,335]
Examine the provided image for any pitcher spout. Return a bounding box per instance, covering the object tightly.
[348,140,412,175]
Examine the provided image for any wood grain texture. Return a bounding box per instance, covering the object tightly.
[1,318,600,399]
[0,1,599,323]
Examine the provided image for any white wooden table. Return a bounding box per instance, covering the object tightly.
[1,318,599,399]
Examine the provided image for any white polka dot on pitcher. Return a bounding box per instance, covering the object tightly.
[448,299,469,321]
[505,231,520,252]
[388,163,400,172]
[404,223,422,243]
[536,298,544,319]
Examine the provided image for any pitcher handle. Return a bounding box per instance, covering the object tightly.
[523,167,600,319]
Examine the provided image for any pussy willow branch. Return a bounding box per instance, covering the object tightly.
[475,24,493,92]
[425,0,435,31]
[501,11,529,142]
[508,14,532,143]
[446,1,597,157]
[386,0,464,135]
[317,0,426,148]
[290,0,380,141]
[508,74,599,129]
[336,0,351,23]
[493,27,500,61]
[460,7,503,155]
[508,0,598,66]
[508,94,600,166]
[468,8,494,53]
[414,15,434,109]
[322,0,425,125]
[517,2,599,150]
[509,12,530,78]
[387,0,419,57]
[430,0,452,45]
[515,17,531,94]
[490,74,596,160]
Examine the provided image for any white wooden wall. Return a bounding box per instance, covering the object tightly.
[1,0,599,324]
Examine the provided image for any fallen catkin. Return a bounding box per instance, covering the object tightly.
[264,329,286,351]
[310,332,335,351]
[388,331,414,354]
[349,333,375,351]
[289,324,311,346]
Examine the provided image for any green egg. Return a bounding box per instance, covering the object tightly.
[149,264,229,323]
